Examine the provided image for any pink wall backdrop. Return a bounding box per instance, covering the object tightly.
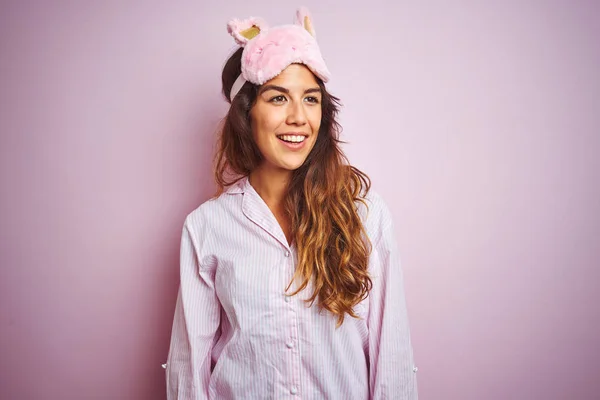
[1,1,598,399]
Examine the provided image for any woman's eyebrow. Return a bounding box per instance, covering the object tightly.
[304,88,322,94]
[259,85,321,95]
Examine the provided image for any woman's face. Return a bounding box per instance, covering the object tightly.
[250,64,322,173]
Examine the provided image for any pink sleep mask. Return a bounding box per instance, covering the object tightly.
[226,7,331,100]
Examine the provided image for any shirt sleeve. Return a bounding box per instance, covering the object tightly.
[166,216,221,400]
[368,198,418,399]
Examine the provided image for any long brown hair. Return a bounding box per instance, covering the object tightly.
[214,48,372,326]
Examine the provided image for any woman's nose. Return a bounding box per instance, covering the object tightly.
[286,100,307,125]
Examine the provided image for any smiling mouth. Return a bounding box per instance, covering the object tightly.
[276,134,307,143]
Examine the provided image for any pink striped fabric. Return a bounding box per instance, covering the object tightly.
[165,176,418,399]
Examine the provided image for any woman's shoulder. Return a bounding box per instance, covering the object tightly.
[182,192,231,234]
[357,188,394,243]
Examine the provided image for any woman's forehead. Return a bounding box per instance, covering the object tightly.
[264,64,319,89]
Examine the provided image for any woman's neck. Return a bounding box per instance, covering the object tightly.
[248,166,291,208]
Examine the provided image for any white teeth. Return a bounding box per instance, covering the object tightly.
[278,135,306,143]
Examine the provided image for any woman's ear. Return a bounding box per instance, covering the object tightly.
[295,6,316,37]
[227,17,268,46]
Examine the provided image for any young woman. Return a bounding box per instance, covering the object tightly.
[165,8,418,399]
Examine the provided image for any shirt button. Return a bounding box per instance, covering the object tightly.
[290,386,298,395]
[284,296,291,303]
[286,341,294,349]
[413,366,419,373]
[284,250,290,257]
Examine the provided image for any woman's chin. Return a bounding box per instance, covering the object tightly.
[271,157,309,172]
[280,160,308,171]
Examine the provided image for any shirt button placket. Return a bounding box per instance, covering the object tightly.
[284,247,300,397]
[284,249,292,304]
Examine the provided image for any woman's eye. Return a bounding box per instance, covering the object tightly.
[270,95,286,103]
[305,96,320,104]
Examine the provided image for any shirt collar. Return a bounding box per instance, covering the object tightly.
[225,176,249,195]
[227,175,292,250]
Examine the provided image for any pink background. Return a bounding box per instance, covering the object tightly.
[1,1,599,399]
